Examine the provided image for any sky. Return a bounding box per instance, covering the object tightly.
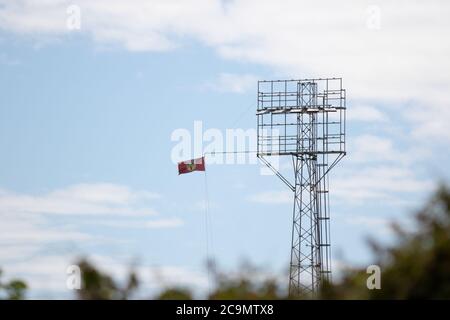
[0,0,449,298]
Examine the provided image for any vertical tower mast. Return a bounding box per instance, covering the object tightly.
[256,78,346,296]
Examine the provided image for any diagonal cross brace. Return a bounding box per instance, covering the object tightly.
[257,155,295,192]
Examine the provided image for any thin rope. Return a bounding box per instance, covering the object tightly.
[203,168,214,297]
[206,100,252,273]
[201,151,259,296]
[204,150,258,155]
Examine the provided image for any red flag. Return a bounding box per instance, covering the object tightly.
[178,157,206,175]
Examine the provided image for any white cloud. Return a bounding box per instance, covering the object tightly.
[0,0,449,140]
[205,73,258,93]
[404,102,450,142]
[350,134,396,163]
[85,217,184,229]
[0,183,182,264]
[338,213,392,236]
[338,132,435,206]
[0,183,160,217]
[348,134,419,165]
[51,183,160,204]
[347,105,387,122]
[332,166,433,205]
[0,183,188,297]
[249,164,432,208]
[248,191,291,204]
[348,133,432,167]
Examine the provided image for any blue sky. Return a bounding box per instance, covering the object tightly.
[0,0,449,298]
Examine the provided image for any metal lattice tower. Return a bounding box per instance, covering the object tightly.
[256,78,346,296]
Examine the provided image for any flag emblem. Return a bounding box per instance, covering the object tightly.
[178,157,205,175]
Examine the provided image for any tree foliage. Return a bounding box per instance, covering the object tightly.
[0,269,27,300]
[321,185,450,299]
[156,288,193,300]
[76,259,139,300]
[55,185,450,299]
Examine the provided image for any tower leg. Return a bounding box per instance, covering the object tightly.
[289,154,321,296]
[289,153,332,297]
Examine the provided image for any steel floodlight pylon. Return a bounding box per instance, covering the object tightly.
[256,78,346,296]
